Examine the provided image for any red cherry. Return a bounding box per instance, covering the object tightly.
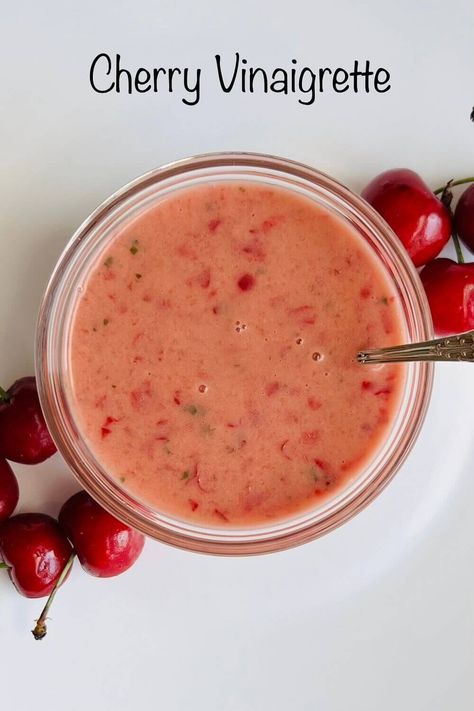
[454,183,474,252]
[0,377,56,464]
[420,258,474,335]
[59,491,145,577]
[0,513,73,598]
[0,459,19,522]
[362,169,451,267]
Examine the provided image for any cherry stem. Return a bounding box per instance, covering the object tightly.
[434,177,474,195]
[0,562,9,569]
[452,231,465,264]
[433,178,468,264]
[0,386,9,403]
[32,552,75,641]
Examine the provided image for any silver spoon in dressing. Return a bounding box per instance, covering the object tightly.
[357,330,474,364]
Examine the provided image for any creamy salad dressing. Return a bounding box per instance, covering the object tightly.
[69,182,405,526]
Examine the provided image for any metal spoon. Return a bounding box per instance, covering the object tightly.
[357,330,474,364]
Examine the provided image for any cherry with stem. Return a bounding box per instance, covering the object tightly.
[433,178,474,265]
[32,552,75,640]
[361,169,452,267]
[434,177,474,196]
[421,176,474,335]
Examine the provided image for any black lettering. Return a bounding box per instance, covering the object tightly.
[215,53,240,93]
[115,54,132,94]
[182,68,201,106]
[349,60,360,93]
[90,53,391,106]
[249,67,268,93]
[90,53,114,93]
[363,60,374,92]
[290,60,297,93]
[298,68,316,105]
[318,67,332,92]
[270,68,288,94]
[152,67,166,91]
[375,68,391,93]
[135,67,151,93]
[350,60,374,93]
[332,68,349,93]
[168,67,181,92]
[241,57,247,92]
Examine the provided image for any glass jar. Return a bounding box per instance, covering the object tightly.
[35,152,433,554]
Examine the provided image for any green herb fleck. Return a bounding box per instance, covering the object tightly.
[163,444,173,455]
[135,273,142,280]
[103,318,109,326]
[104,256,113,268]
[201,423,216,435]
[184,404,198,416]
[119,476,126,483]
[130,239,139,255]
[181,471,190,480]
[380,296,389,306]
[309,465,321,481]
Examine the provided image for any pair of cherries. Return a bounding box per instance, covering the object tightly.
[0,377,144,639]
[362,170,474,334]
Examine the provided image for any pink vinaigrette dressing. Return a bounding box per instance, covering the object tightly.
[69,182,405,527]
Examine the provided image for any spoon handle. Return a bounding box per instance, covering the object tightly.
[358,330,474,364]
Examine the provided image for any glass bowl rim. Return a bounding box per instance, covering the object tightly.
[35,151,434,555]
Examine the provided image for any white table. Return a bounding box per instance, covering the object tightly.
[1,1,473,709]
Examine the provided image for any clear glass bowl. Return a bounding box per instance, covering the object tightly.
[35,152,433,555]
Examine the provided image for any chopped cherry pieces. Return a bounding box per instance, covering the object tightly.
[237,273,255,291]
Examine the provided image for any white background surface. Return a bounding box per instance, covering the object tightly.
[1,1,474,709]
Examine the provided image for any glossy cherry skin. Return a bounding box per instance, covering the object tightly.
[420,258,474,335]
[0,459,19,522]
[59,491,145,578]
[454,183,474,252]
[362,169,452,267]
[0,377,56,464]
[0,513,73,598]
